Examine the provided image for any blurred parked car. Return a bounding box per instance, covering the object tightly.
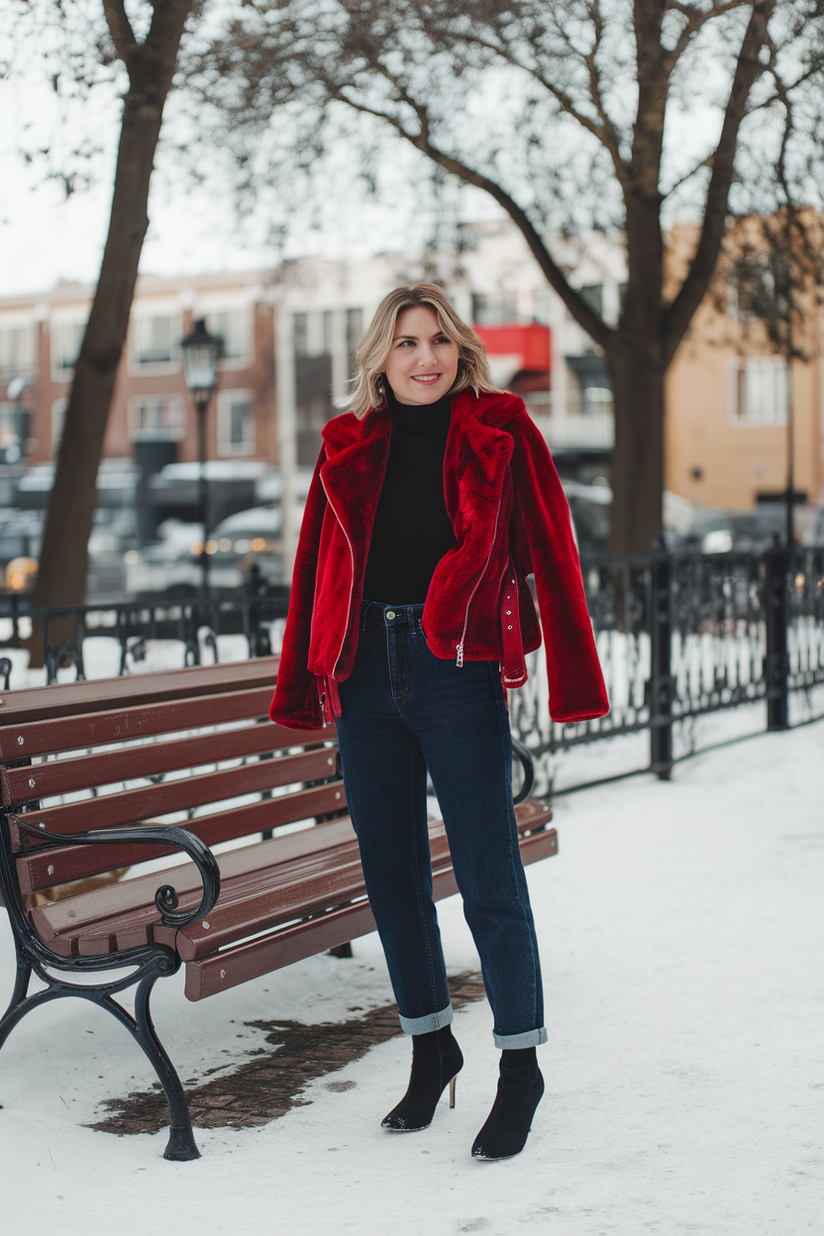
[672,506,801,554]
[561,478,611,553]
[124,506,287,597]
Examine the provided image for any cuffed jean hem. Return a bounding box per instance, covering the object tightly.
[398,1004,454,1035]
[493,1026,548,1050]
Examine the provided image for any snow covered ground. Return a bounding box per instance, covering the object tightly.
[1,719,822,1235]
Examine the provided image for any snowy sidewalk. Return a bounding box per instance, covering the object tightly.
[1,720,822,1235]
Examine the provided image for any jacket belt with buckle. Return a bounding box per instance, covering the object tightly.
[500,565,528,689]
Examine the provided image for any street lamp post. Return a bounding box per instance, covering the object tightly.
[181,319,222,597]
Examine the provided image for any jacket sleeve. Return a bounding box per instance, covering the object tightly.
[269,449,329,729]
[509,409,609,723]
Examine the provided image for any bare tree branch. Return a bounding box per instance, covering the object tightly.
[331,81,613,348]
[101,0,137,62]
[664,0,752,70]
[663,0,776,361]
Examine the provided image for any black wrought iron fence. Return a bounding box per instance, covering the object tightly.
[0,588,290,685]
[1,548,822,797]
[507,544,824,794]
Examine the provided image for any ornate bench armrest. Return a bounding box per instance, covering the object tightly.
[511,738,535,805]
[13,817,221,929]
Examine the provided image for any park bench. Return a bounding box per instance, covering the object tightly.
[0,656,557,1161]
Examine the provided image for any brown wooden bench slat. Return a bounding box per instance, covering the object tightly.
[29,804,553,964]
[174,810,552,963]
[53,839,365,958]
[184,826,558,1001]
[0,685,279,761]
[87,841,370,959]
[15,781,347,892]
[39,833,366,957]
[31,816,359,936]
[0,656,280,726]
[11,747,341,844]
[174,837,450,961]
[186,899,381,1000]
[173,832,460,962]
[2,721,330,803]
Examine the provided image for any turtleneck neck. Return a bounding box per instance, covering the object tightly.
[362,389,456,603]
[388,390,452,438]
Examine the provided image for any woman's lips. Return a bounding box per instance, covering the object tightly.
[411,374,441,383]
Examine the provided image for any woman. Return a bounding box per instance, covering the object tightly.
[270,284,608,1160]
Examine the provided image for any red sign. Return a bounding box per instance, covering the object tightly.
[472,323,551,373]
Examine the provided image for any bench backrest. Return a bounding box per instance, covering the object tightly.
[0,657,341,902]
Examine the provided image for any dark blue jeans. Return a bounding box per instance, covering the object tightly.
[335,601,547,1048]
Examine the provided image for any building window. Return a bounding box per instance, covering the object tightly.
[204,308,252,363]
[293,312,309,357]
[729,357,789,426]
[321,309,334,354]
[0,403,24,463]
[217,390,255,456]
[51,321,85,377]
[295,354,334,467]
[52,398,68,454]
[531,289,552,325]
[472,293,519,326]
[0,324,36,381]
[128,395,184,441]
[131,314,179,368]
[579,284,604,317]
[730,255,790,322]
[346,306,363,353]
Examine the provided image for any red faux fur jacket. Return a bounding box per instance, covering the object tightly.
[269,389,609,729]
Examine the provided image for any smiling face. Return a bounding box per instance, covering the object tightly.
[382,306,460,406]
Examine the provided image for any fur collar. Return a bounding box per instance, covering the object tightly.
[319,389,522,539]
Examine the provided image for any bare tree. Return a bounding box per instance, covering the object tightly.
[22,0,201,614]
[195,0,824,553]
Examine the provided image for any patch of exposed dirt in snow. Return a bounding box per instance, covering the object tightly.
[87,972,484,1137]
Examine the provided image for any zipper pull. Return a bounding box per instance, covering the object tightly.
[455,643,464,667]
[319,690,328,724]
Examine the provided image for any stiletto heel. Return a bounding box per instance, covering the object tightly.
[382,1024,463,1132]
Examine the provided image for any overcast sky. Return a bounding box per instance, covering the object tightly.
[0,150,275,298]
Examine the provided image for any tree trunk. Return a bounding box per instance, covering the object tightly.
[606,183,667,556]
[607,331,666,555]
[30,2,192,624]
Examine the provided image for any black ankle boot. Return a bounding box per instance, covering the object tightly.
[382,1024,463,1132]
[471,1047,544,1160]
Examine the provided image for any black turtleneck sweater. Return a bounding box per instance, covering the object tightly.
[362,393,456,603]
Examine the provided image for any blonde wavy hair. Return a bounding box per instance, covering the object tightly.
[338,284,500,419]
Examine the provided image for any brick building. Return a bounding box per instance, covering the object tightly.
[0,270,276,469]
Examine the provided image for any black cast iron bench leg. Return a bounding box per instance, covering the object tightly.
[0,954,199,1162]
[101,974,200,1161]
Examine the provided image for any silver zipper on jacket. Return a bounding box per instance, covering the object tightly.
[320,474,355,680]
[455,489,504,666]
